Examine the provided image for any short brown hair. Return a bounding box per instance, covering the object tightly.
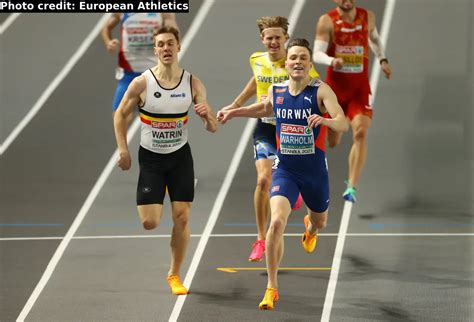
[256,16,289,35]
[286,38,312,57]
[153,26,180,43]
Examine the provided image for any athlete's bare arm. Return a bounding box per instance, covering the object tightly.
[309,82,348,132]
[192,76,218,133]
[114,75,146,170]
[101,13,121,53]
[225,76,257,110]
[217,76,257,122]
[162,13,179,31]
[315,14,332,43]
[313,14,343,68]
[367,10,392,79]
[218,85,273,124]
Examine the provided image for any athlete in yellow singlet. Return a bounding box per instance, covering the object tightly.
[217,17,319,263]
[250,50,320,119]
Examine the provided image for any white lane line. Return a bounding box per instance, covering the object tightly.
[3,232,473,242]
[287,0,307,35]
[169,120,257,321]
[168,1,306,321]
[321,202,353,322]
[0,14,109,156]
[321,1,397,321]
[0,13,21,34]
[15,7,206,320]
[1,237,63,241]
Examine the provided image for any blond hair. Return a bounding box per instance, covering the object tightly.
[256,16,289,36]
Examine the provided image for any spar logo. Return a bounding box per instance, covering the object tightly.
[281,124,305,134]
[151,121,177,129]
[336,45,363,54]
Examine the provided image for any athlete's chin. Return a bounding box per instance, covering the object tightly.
[291,73,305,80]
[339,4,353,12]
[161,58,174,64]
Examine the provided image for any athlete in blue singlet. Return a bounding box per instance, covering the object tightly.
[218,38,348,311]
[271,78,330,212]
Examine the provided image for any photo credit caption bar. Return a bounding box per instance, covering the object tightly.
[0,0,189,12]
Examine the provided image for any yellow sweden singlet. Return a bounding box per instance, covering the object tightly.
[249,52,319,124]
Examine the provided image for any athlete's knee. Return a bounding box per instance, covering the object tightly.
[353,125,368,143]
[268,216,287,236]
[256,172,272,191]
[142,218,159,230]
[172,208,190,227]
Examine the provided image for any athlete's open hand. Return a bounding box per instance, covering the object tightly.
[107,39,120,53]
[307,114,325,128]
[117,151,131,171]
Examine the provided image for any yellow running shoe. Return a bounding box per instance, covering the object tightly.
[258,288,279,310]
[301,215,317,253]
[167,275,188,295]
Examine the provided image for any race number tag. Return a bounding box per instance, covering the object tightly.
[334,45,364,73]
[279,123,314,155]
[151,120,184,149]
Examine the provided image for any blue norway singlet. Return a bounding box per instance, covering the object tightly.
[273,79,327,174]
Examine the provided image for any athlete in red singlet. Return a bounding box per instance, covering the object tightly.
[312,0,392,202]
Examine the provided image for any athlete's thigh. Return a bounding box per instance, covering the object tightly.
[271,168,300,209]
[269,195,292,223]
[326,81,350,116]
[347,86,373,121]
[137,147,167,205]
[300,170,330,213]
[137,204,164,224]
[166,145,194,202]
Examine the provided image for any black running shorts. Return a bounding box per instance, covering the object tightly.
[137,143,194,205]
